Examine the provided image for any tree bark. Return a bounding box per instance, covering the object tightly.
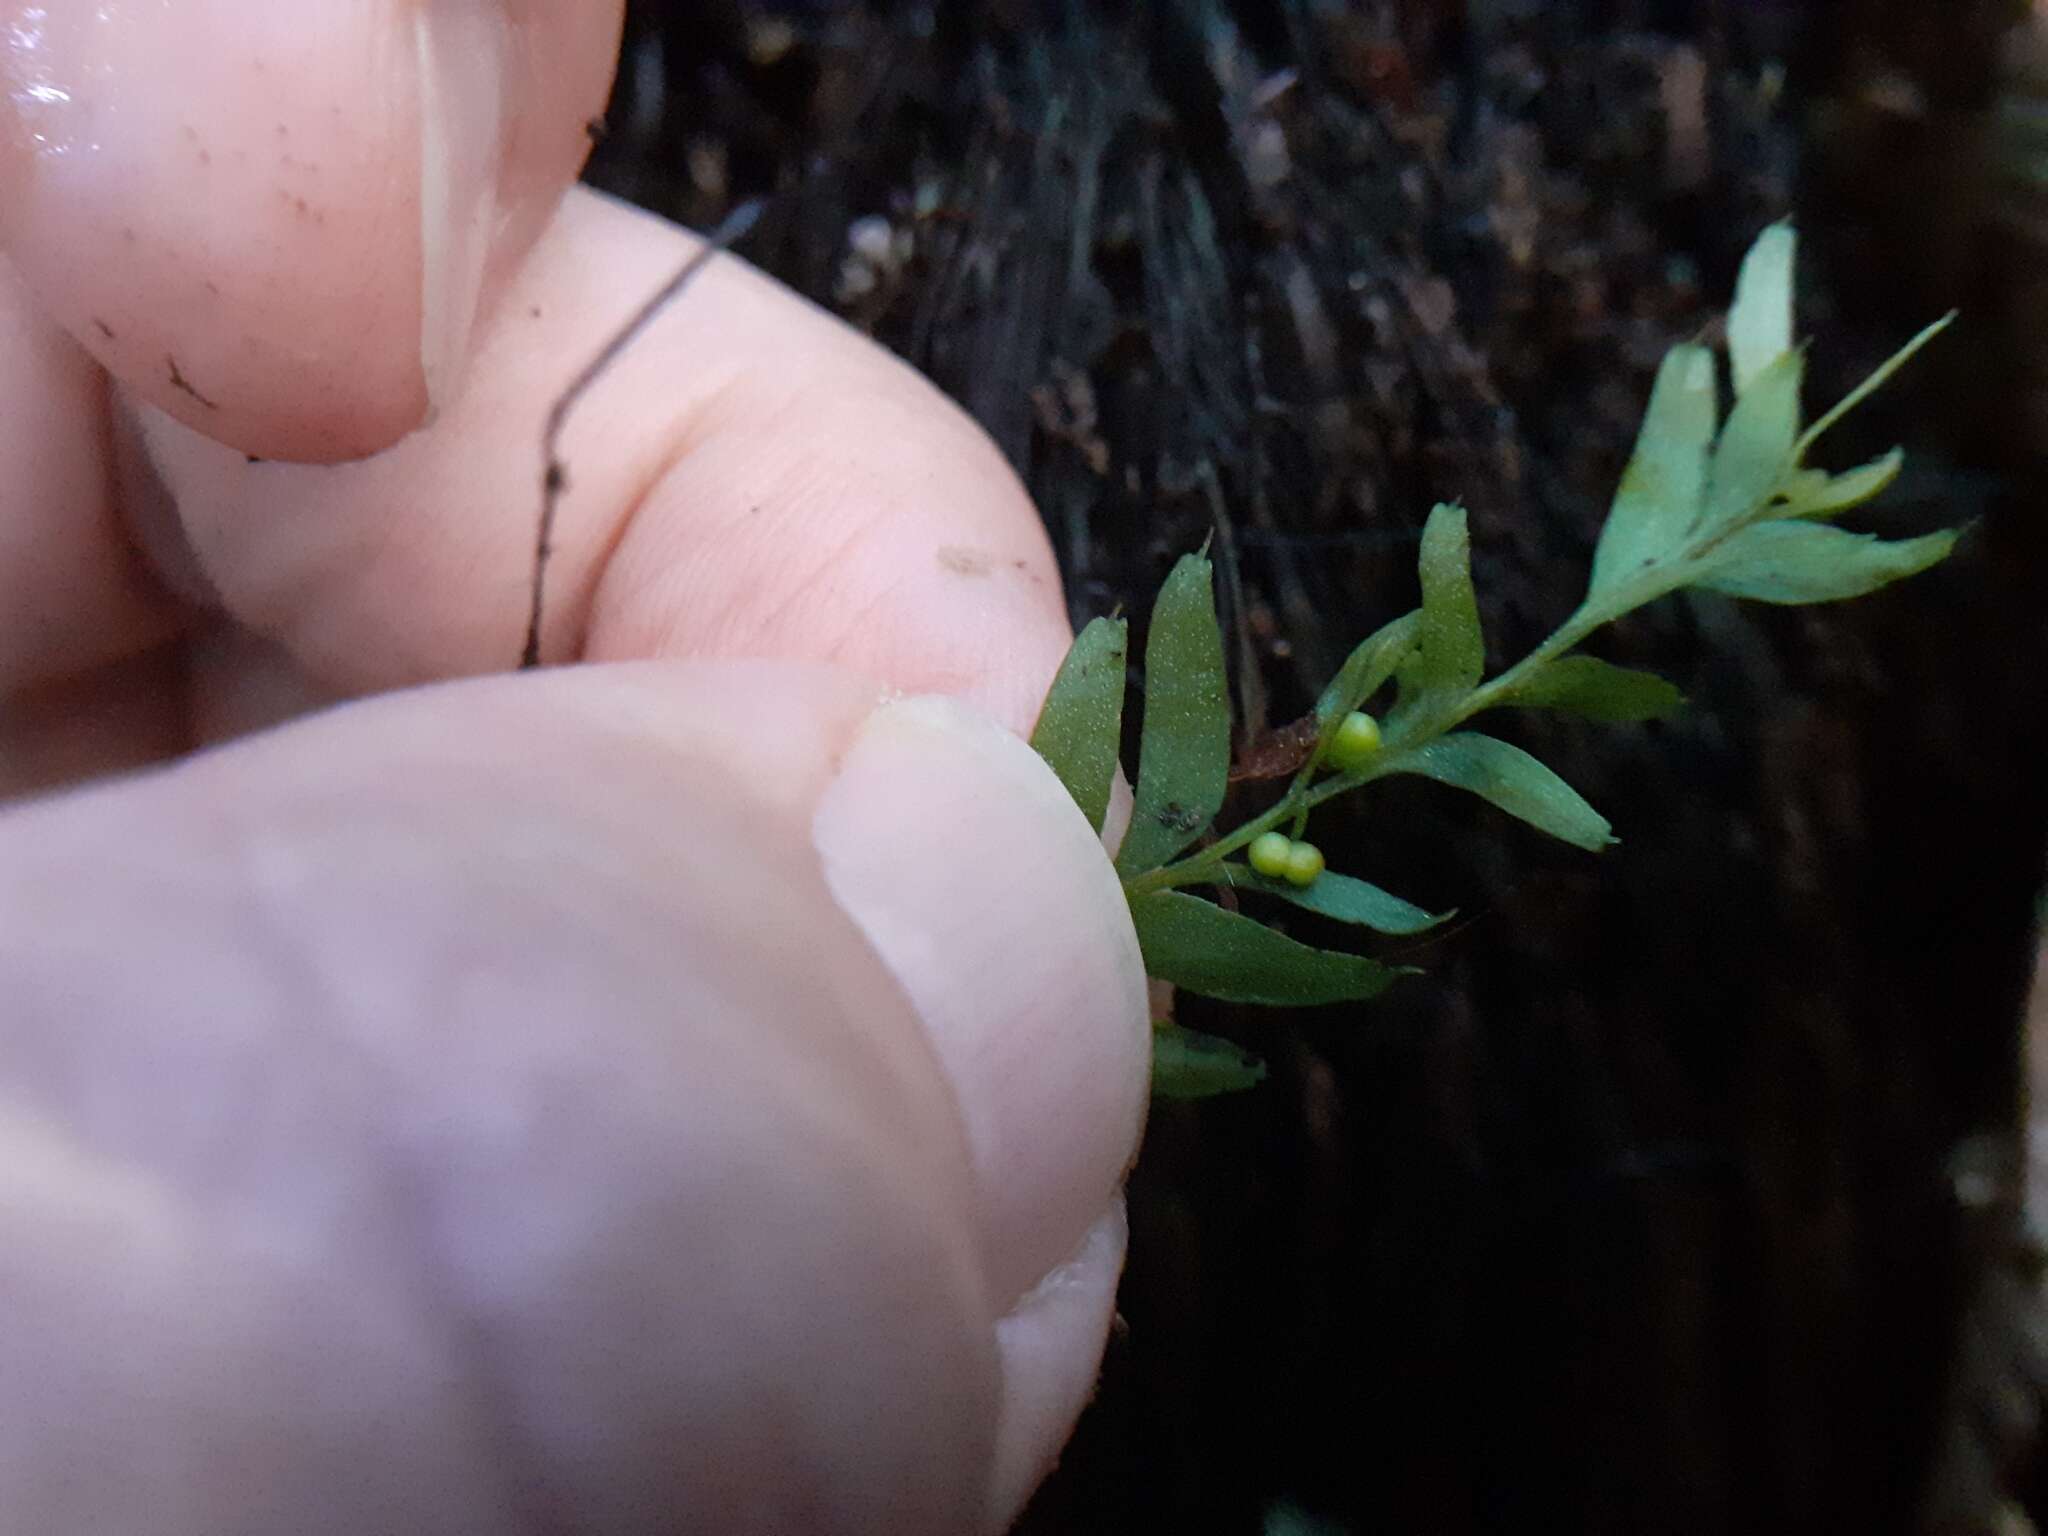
[590,3,2048,1529]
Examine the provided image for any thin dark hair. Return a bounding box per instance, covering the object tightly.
[520,199,765,668]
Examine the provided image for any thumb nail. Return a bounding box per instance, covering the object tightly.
[415,0,508,415]
[812,696,1150,1306]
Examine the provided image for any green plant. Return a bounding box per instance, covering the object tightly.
[1029,224,1964,1098]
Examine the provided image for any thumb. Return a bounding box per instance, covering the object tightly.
[815,694,1152,1526]
[0,662,1146,1534]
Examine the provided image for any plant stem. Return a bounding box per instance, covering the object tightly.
[1122,564,1686,900]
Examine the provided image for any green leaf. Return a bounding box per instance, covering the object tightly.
[1398,733,1616,852]
[1297,609,1419,786]
[1151,1024,1268,1099]
[1691,520,1959,604]
[1588,344,1716,599]
[1313,609,1420,729]
[1028,616,1128,833]
[1699,348,1803,537]
[1728,223,1796,395]
[1774,449,1903,520]
[1219,864,1451,936]
[1798,313,1955,456]
[1117,555,1233,875]
[1413,503,1485,698]
[1130,890,1409,1006]
[1502,655,1685,722]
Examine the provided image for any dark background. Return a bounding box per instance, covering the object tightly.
[585,3,2048,1530]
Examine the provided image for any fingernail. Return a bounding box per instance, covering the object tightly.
[986,1198,1128,1532]
[812,696,1150,1307]
[414,1,508,416]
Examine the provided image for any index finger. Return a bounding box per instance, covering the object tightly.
[0,0,622,462]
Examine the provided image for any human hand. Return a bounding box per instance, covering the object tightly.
[0,4,1148,1532]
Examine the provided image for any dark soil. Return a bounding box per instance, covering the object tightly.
[588,3,2048,1531]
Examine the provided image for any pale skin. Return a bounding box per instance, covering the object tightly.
[0,3,1150,1532]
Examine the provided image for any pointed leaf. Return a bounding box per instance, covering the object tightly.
[1118,555,1232,875]
[1313,609,1420,728]
[1775,449,1904,520]
[1414,503,1485,698]
[1700,348,1803,536]
[1220,864,1451,936]
[1130,890,1408,1006]
[1728,223,1796,395]
[1691,520,1959,604]
[1151,1024,1268,1099]
[1297,609,1419,787]
[1799,314,1955,456]
[1398,733,1616,852]
[1777,467,1829,507]
[1588,344,1716,598]
[1503,655,1685,722]
[1028,616,1128,832]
